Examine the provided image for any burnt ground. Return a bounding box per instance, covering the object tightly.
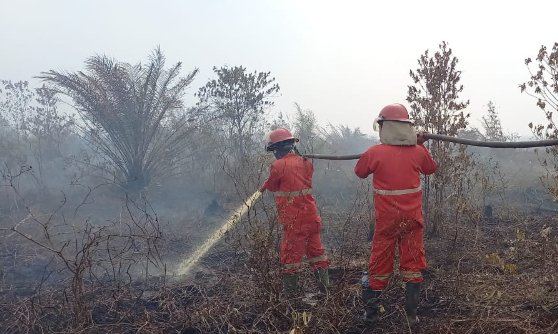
[167,214,557,334]
[0,213,556,333]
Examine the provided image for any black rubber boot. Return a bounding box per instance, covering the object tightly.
[283,273,300,298]
[362,287,382,325]
[405,282,420,326]
[313,268,330,296]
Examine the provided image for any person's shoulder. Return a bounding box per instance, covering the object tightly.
[272,154,298,167]
[283,153,303,162]
[289,153,310,166]
[370,143,397,153]
[413,144,429,152]
[364,144,382,153]
[271,157,287,168]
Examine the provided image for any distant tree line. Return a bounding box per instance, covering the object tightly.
[0,42,555,200]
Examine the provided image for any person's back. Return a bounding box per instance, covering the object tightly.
[355,103,437,327]
[356,143,437,215]
[265,153,319,222]
[260,128,330,298]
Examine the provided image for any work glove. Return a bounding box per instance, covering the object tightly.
[416,132,429,145]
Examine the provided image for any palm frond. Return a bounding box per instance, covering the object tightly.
[39,49,199,189]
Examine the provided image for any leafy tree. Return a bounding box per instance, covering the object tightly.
[322,124,371,154]
[0,81,74,183]
[521,42,558,139]
[458,127,483,140]
[31,86,74,147]
[520,42,558,199]
[407,41,471,235]
[195,66,280,158]
[39,48,198,190]
[0,81,74,144]
[407,41,469,135]
[30,86,75,181]
[481,101,505,141]
[521,43,558,119]
[292,103,321,153]
[269,111,289,131]
[0,80,34,142]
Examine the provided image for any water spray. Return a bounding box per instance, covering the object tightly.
[176,190,262,276]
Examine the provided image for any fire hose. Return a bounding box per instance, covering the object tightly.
[301,133,558,160]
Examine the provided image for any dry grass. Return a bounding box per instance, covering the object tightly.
[0,200,556,333]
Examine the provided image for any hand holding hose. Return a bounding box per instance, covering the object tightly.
[416,132,429,145]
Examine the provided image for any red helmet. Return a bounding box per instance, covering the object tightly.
[373,103,412,131]
[377,103,412,123]
[265,128,299,151]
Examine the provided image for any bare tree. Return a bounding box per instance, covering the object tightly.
[0,165,163,329]
[39,48,198,190]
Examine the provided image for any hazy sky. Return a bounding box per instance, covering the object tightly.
[1,0,557,137]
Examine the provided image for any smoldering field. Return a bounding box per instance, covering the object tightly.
[1,42,558,332]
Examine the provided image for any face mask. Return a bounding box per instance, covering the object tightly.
[273,149,290,159]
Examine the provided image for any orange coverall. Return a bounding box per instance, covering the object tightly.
[355,144,437,290]
[261,153,329,273]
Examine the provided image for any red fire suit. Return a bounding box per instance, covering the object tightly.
[355,144,437,290]
[260,153,329,273]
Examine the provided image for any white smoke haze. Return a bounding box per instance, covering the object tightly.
[0,2,557,332]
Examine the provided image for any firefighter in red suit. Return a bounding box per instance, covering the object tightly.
[354,104,437,325]
[260,128,330,297]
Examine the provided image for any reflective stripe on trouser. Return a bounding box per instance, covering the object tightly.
[401,270,422,281]
[308,255,328,264]
[275,189,312,203]
[373,186,421,196]
[368,218,425,290]
[371,273,391,282]
[275,188,313,197]
[281,221,329,273]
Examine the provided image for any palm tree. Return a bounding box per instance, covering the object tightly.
[40,48,198,190]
